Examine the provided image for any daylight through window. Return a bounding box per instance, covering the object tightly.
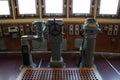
[72,0,91,14]
[45,0,63,14]
[99,0,119,15]
[18,0,37,15]
[0,0,10,15]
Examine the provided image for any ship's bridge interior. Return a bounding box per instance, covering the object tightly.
[0,0,120,80]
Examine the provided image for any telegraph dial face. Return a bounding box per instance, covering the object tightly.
[49,23,61,36]
[32,22,42,33]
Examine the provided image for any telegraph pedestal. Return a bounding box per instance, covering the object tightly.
[48,19,65,68]
[80,18,101,68]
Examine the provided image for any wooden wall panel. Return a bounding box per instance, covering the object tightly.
[0,23,120,53]
[96,23,120,52]
[0,23,32,51]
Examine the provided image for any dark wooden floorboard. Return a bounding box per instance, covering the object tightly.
[105,56,120,72]
[94,56,120,80]
[0,53,120,80]
[0,54,22,80]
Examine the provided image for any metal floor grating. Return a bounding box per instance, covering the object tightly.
[16,68,102,80]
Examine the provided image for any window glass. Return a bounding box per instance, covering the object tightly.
[99,0,119,15]
[0,0,10,15]
[45,0,63,14]
[72,0,91,14]
[18,0,37,14]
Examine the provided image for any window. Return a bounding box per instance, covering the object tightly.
[17,0,37,15]
[72,0,91,14]
[0,0,10,16]
[45,0,63,14]
[43,0,66,16]
[99,0,119,15]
